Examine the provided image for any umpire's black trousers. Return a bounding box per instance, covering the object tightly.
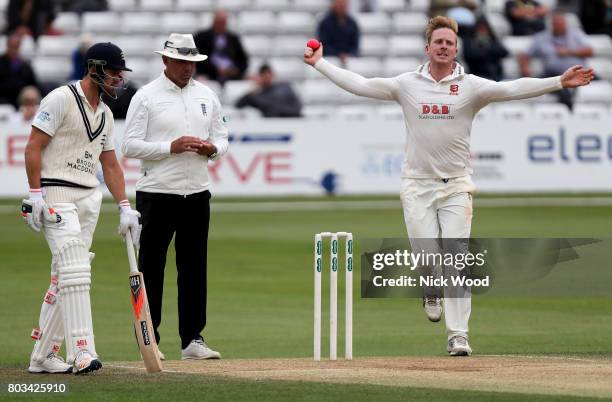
[136,190,211,349]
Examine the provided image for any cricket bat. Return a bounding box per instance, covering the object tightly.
[125,231,162,373]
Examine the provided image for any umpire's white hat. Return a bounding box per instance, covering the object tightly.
[155,33,208,62]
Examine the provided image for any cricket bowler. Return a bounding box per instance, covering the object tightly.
[304,16,593,356]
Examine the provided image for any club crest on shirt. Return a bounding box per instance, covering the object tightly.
[200,103,207,116]
[449,84,459,95]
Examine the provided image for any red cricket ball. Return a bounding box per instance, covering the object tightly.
[307,39,320,51]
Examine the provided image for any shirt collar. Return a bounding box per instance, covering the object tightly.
[416,61,466,83]
[76,80,105,112]
[160,71,195,91]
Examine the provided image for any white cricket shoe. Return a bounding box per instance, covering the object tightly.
[447,336,472,356]
[28,353,72,374]
[73,350,102,374]
[181,338,221,360]
[423,296,443,322]
[159,350,165,361]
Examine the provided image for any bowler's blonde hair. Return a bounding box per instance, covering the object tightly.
[425,16,458,44]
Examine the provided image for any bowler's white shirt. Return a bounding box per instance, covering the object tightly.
[315,59,563,179]
[122,73,229,195]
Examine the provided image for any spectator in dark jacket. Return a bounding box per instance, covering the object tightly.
[317,0,360,63]
[505,0,549,36]
[193,10,249,84]
[0,33,39,107]
[235,64,302,117]
[6,0,59,40]
[462,16,509,81]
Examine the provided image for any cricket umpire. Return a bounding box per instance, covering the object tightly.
[122,33,228,360]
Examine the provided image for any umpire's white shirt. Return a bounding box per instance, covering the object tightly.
[122,73,229,195]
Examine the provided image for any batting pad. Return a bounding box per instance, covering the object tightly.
[30,273,64,363]
[56,240,96,363]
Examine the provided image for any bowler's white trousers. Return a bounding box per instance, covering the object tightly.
[400,176,474,340]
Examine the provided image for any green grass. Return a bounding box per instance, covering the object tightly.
[1,195,612,401]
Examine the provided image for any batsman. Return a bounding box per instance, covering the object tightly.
[22,42,141,374]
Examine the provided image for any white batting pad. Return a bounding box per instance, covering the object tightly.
[56,239,96,363]
[30,274,64,363]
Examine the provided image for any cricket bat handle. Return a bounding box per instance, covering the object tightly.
[125,229,139,275]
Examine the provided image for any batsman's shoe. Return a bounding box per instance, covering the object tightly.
[423,296,443,322]
[73,350,102,374]
[447,336,472,356]
[28,353,72,374]
[181,337,221,360]
[159,350,166,361]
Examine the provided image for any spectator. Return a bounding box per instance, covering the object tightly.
[6,0,61,40]
[462,16,509,81]
[317,0,360,63]
[579,0,611,35]
[67,0,108,13]
[430,0,478,19]
[519,12,594,109]
[505,0,548,36]
[235,64,302,117]
[10,85,41,124]
[193,10,249,84]
[70,33,93,81]
[0,33,39,108]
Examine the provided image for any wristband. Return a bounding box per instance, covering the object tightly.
[118,199,131,213]
[29,189,43,200]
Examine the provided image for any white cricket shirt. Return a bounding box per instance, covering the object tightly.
[315,59,563,179]
[122,73,229,195]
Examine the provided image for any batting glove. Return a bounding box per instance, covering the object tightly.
[118,200,141,248]
[21,189,58,232]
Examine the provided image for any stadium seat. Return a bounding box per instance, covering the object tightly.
[360,36,388,57]
[122,13,160,34]
[278,12,315,35]
[239,11,277,34]
[384,57,420,76]
[217,0,254,12]
[19,35,35,60]
[564,12,582,30]
[253,0,291,12]
[502,58,543,79]
[586,35,612,57]
[36,36,78,57]
[503,36,533,56]
[575,81,612,103]
[302,105,333,119]
[204,80,223,97]
[268,58,307,81]
[0,36,5,55]
[389,35,424,57]
[356,13,391,35]
[147,57,166,81]
[53,12,80,33]
[243,36,273,58]
[484,0,506,13]
[0,104,15,123]
[200,12,215,28]
[161,13,199,34]
[223,80,253,105]
[473,105,495,121]
[588,58,612,81]
[572,103,609,120]
[538,0,558,10]
[291,0,329,12]
[301,80,346,104]
[533,103,570,120]
[176,0,215,11]
[82,12,120,33]
[274,36,310,57]
[392,12,428,35]
[112,36,157,58]
[486,12,511,38]
[345,57,384,77]
[32,57,71,83]
[408,0,430,12]
[141,0,176,11]
[124,57,153,86]
[378,0,406,13]
[495,103,532,120]
[337,105,375,120]
[108,0,136,11]
[376,104,404,120]
[304,56,341,80]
